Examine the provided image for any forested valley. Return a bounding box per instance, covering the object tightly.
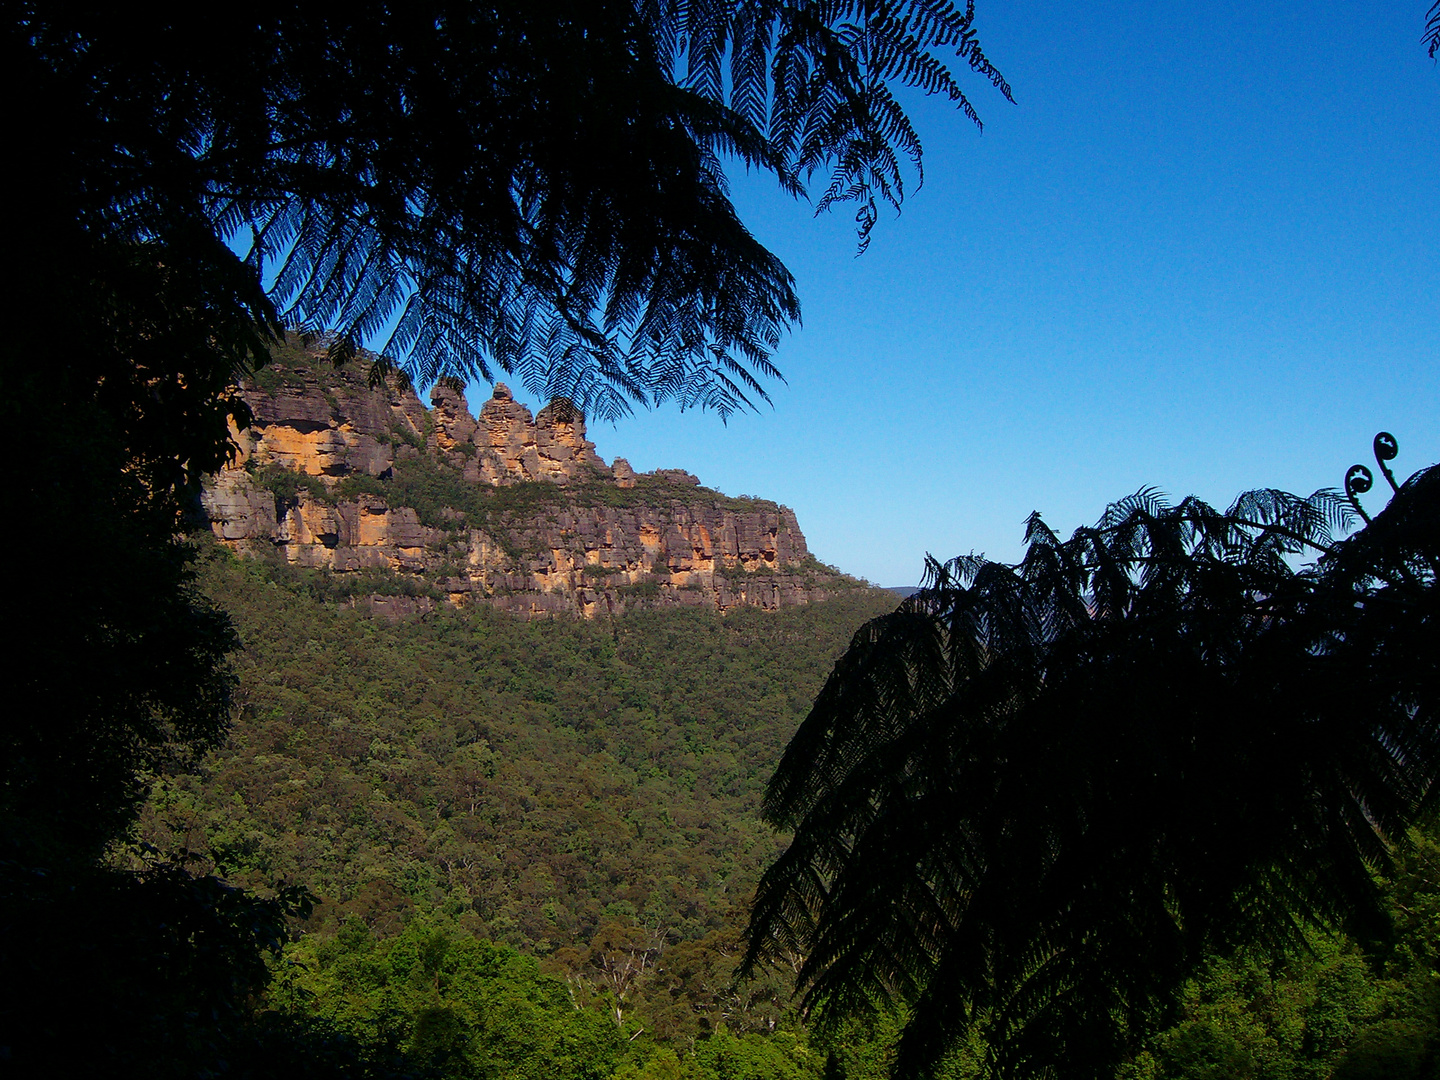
[11,7,1440,1079]
[109,546,1440,1080]
[155,548,893,959]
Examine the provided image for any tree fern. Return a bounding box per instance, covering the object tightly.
[16,2,1010,436]
[745,467,1440,1079]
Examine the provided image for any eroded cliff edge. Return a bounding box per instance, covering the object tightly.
[202,351,860,616]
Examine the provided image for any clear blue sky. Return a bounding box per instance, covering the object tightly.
[475,0,1440,587]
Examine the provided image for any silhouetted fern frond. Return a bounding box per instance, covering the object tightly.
[18,3,1008,424]
[746,475,1440,1079]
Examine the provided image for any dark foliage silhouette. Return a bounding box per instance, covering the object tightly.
[0,851,317,1078]
[744,440,1440,1080]
[12,2,1009,431]
[2,6,1005,1069]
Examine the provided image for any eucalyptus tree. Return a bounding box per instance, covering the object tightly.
[744,438,1440,1080]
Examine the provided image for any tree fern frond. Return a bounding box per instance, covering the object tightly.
[747,471,1440,1079]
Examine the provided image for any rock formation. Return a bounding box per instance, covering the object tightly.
[202,351,856,617]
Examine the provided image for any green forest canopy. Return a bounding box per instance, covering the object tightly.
[129,544,1440,1080]
[148,548,898,953]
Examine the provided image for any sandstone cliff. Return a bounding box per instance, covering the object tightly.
[202,350,857,616]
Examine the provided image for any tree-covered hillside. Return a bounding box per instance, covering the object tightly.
[145,546,897,953]
[124,543,1440,1080]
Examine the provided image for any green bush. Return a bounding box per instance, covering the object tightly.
[246,461,331,503]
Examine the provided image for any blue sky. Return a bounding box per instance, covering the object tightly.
[475,1,1440,586]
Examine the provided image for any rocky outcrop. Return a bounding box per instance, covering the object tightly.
[203,353,856,616]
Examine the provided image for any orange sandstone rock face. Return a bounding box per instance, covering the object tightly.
[202,356,853,616]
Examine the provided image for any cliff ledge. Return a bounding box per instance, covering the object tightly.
[202,351,860,617]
